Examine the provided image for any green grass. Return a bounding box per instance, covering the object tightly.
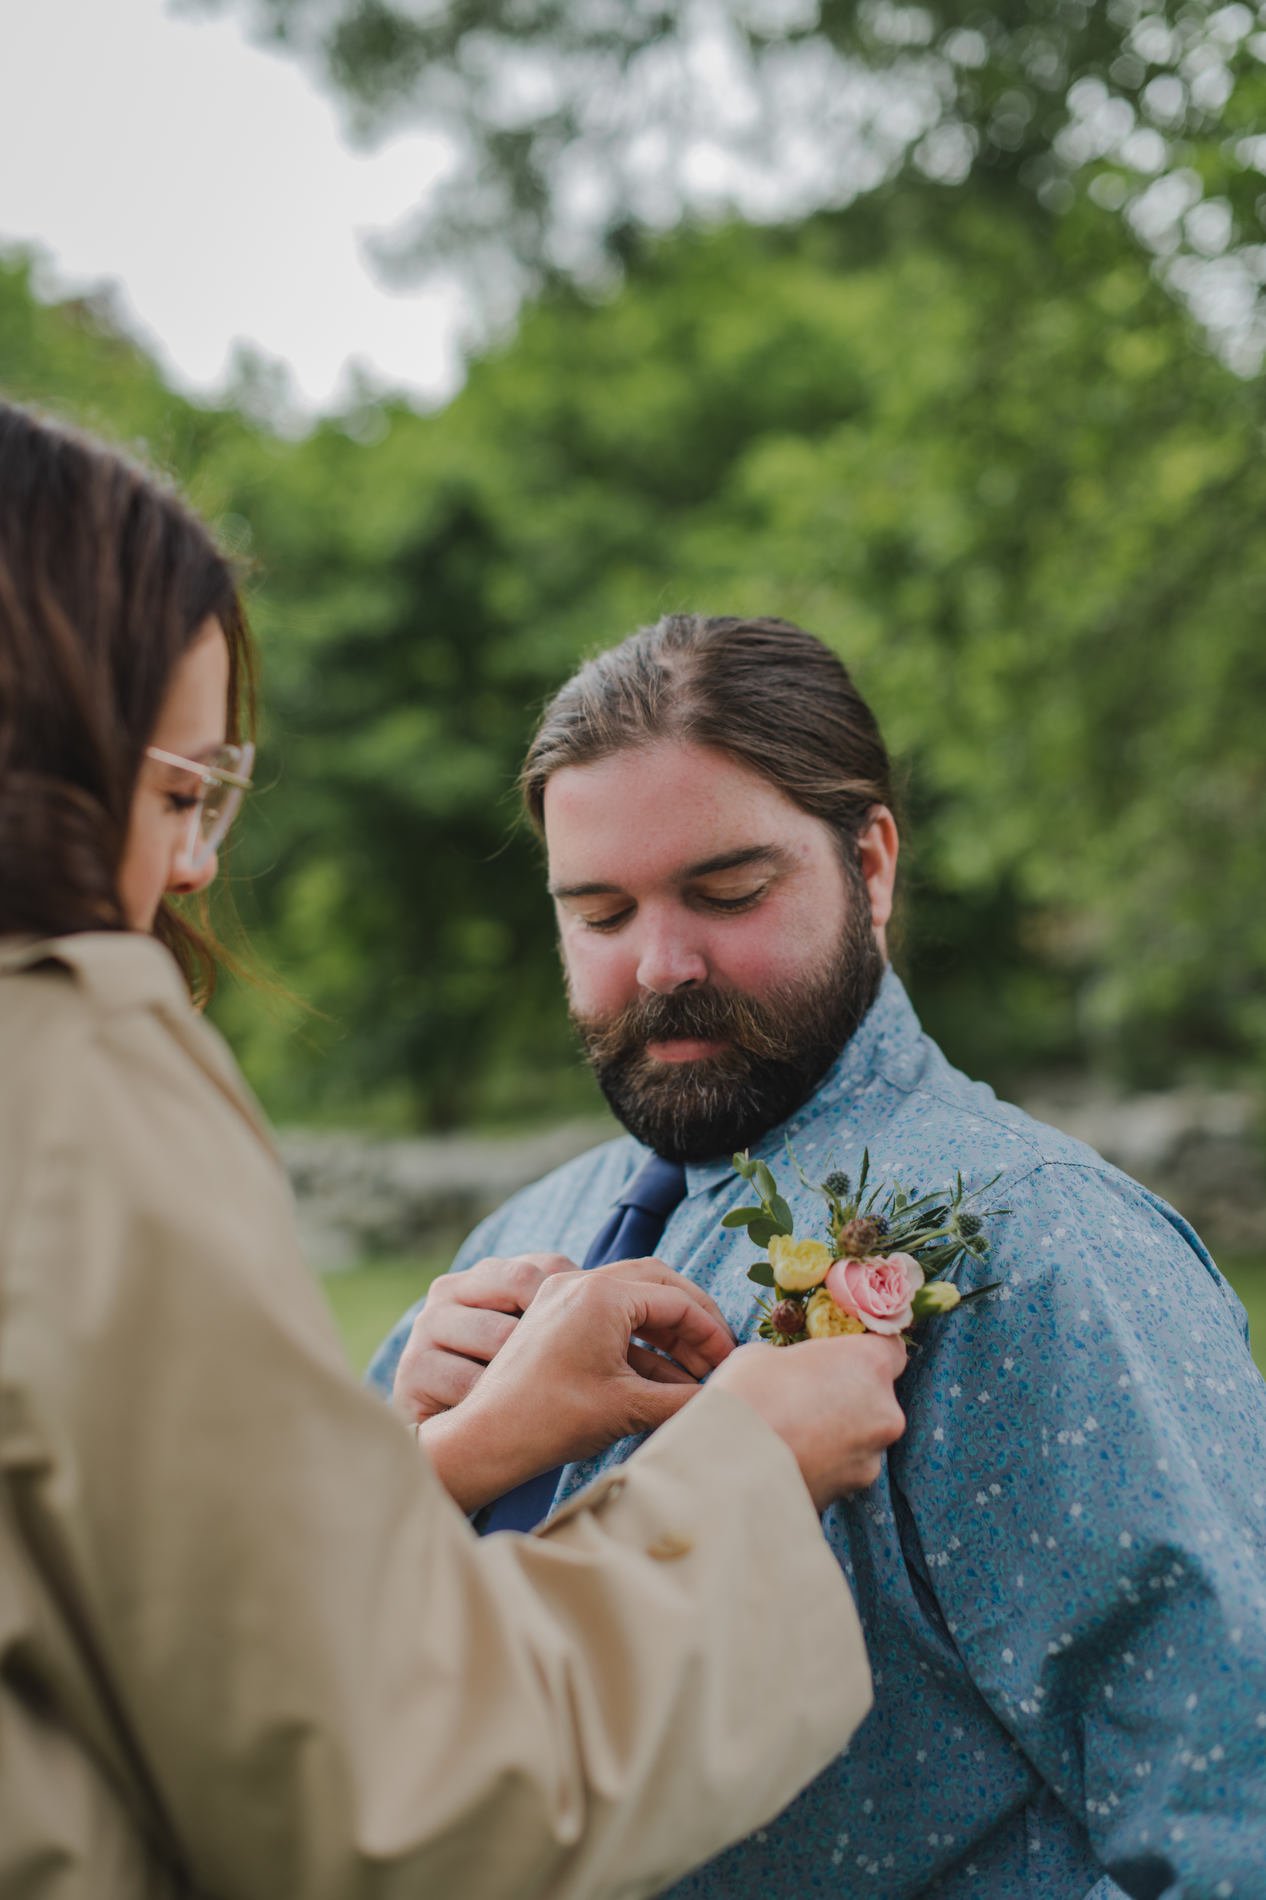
[1224,1256,1266,1370]
[322,1252,1266,1380]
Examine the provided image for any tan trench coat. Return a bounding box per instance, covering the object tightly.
[0,933,872,1899]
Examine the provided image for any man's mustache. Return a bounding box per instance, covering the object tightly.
[574,985,798,1068]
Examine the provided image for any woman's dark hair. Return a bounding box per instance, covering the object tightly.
[0,401,256,1000]
[521,614,894,858]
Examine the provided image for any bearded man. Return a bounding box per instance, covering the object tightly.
[371,614,1266,1900]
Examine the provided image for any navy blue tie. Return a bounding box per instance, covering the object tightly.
[477,1153,689,1534]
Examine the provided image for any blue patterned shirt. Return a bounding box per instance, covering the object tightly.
[369,972,1266,1898]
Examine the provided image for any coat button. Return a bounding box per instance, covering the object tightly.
[646,1531,693,1561]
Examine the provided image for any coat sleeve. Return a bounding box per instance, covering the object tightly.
[6,1006,870,1900]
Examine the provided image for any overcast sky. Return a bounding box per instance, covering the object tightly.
[0,0,466,413]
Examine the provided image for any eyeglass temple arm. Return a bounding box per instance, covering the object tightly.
[145,745,254,791]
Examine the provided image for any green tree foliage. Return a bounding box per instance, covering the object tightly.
[3,180,1263,1123]
[198,0,1266,370]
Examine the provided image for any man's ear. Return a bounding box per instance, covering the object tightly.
[857,807,899,938]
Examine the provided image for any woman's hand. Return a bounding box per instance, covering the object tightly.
[392,1254,577,1424]
[392,1253,731,1424]
[416,1266,736,1515]
[711,1336,908,1511]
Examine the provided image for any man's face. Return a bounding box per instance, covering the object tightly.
[543,739,897,1162]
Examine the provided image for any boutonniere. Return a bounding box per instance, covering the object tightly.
[724,1146,1004,1345]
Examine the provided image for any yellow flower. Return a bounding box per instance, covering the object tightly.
[805,1288,867,1337]
[768,1233,834,1292]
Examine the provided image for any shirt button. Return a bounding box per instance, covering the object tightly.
[646,1531,694,1561]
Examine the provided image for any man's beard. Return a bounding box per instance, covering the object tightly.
[571,895,883,1164]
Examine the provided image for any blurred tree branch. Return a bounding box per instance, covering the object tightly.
[184,0,1266,366]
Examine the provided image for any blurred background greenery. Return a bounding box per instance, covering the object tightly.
[3,1,1264,1334]
[7,192,1263,1124]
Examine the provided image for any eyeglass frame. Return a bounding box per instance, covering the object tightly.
[144,742,256,871]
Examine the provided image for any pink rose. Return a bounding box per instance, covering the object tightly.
[825,1252,925,1336]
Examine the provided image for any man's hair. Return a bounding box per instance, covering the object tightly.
[0,401,256,1000]
[521,614,894,855]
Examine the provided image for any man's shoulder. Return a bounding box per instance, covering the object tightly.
[812,1021,1225,1301]
[862,1031,1118,1200]
[882,1055,1245,1409]
[891,1068,1213,1269]
[794,975,1121,1196]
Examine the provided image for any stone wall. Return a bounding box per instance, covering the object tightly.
[282,1086,1265,1271]
[1017,1084,1265,1255]
[281,1117,617,1271]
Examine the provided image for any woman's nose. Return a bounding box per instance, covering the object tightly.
[168,843,219,899]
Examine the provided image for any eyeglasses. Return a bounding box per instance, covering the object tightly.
[144,743,256,870]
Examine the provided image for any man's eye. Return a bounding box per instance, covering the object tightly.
[700,887,766,913]
[165,793,201,814]
[581,908,634,933]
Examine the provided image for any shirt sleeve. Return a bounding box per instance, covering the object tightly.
[7,1017,872,1900]
[895,1159,1266,1900]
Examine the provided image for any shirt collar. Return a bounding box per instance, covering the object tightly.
[683,965,925,1196]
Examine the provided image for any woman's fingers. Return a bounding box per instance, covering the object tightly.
[860,1332,908,1382]
[424,1305,518,1363]
[620,1280,735,1380]
[626,1342,700,1385]
[438,1253,577,1315]
[591,1256,732,1338]
[625,1381,699,1433]
[409,1350,484,1412]
[392,1254,578,1422]
[397,1251,731,1430]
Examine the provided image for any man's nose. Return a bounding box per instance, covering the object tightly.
[634,918,708,995]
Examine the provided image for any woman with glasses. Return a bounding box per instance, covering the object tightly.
[0,401,906,1899]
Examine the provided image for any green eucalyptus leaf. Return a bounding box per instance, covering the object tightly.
[769,1193,795,1235]
[747,1260,776,1287]
[747,1216,779,1247]
[751,1160,778,1202]
[721,1205,766,1228]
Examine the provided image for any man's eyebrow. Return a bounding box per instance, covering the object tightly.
[549,844,790,900]
[549,878,625,900]
[679,844,791,880]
